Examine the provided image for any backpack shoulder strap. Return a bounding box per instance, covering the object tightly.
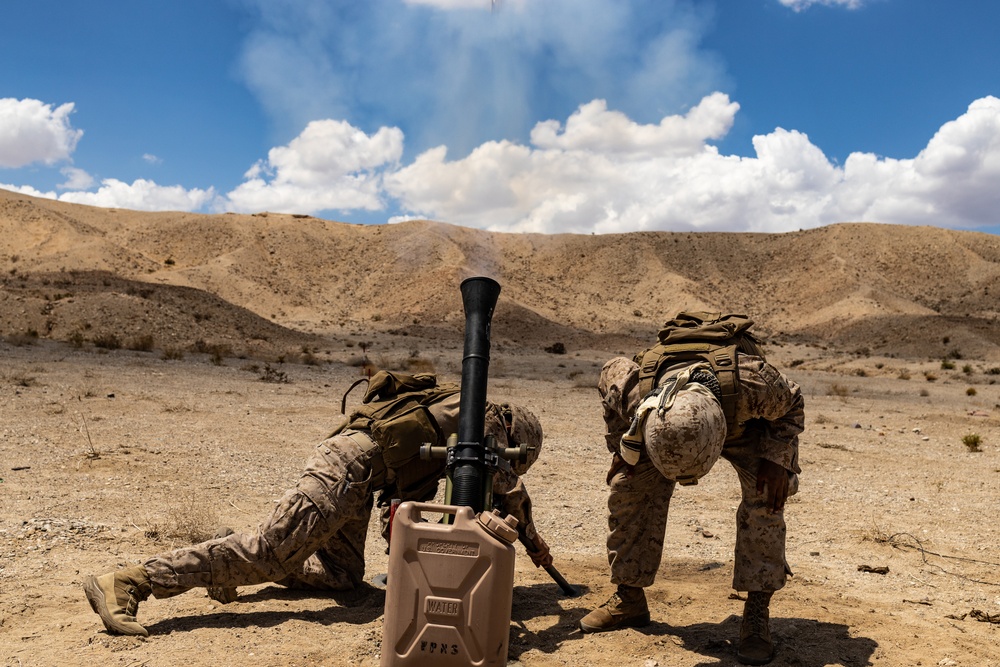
[635,309,764,437]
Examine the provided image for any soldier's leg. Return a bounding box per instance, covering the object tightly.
[607,458,676,587]
[724,443,798,593]
[143,434,374,599]
[275,488,375,591]
[723,440,799,665]
[580,458,674,633]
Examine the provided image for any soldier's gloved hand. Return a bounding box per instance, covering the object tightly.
[526,533,553,568]
[756,459,790,514]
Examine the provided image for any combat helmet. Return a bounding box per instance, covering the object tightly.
[641,376,726,485]
[502,403,543,476]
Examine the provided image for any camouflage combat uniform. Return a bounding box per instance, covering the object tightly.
[600,354,803,592]
[144,394,537,599]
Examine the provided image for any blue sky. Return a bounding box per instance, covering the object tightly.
[2,0,999,234]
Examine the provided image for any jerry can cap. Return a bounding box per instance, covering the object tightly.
[478,509,518,543]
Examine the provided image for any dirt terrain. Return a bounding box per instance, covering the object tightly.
[1,190,999,666]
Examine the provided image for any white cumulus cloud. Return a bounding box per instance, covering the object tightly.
[58,179,217,212]
[225,118,403,214]
[838,96,1000,227]
[8,90,1000,236]
[58,166,95,190]
[0,98,83,168]
[384,94,1000,234]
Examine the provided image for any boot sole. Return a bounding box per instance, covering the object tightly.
[579,611,651,634]
[83,576,149,637]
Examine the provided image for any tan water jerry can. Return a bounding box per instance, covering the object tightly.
[381,502,518,667]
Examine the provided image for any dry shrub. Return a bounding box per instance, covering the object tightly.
[6,332,39,346]
[827,383,849,398]
[92,333,121,350]
[127,334,155,352]
[260,363,290,384]
[962,433,983,452]
[190,341,232,365]
[858,520,892,545]
[161,347,184,361]
[209,345,230,366]
[144,490,219,544]
[3,372,37,387]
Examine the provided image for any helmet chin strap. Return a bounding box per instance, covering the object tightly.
[653,362,717,416]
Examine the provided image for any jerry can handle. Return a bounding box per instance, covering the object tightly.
[396,501,476,524]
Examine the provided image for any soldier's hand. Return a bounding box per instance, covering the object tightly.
[756,459,789,514]
[526,533,553,568]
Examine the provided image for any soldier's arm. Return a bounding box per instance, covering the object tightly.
[485,405,552,567]
[737,356,805,474]
[492,474,552,567]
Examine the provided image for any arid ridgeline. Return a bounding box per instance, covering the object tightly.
[2,186,999,360]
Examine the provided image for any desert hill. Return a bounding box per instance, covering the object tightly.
[2,186,999,360]
[3,186,1000,667]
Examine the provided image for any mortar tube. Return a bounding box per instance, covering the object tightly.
[449,276,501,513]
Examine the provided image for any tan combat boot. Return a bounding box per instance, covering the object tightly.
[578,585,650,633]
[737,591,774,665]
[83,565,152,636]
[206,527,238,604]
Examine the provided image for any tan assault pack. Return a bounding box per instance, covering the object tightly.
[334,370,460,493]
[632,312,765,439]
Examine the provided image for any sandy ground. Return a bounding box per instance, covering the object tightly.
[2,336,999,667]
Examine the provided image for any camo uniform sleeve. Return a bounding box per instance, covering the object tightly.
[599,357,641,454]
[486,404,536,536]
[735,355,804,474]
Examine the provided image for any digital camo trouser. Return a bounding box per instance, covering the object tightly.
[144,431,379,598]
[606,435,797,592]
